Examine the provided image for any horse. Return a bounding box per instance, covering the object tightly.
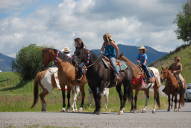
[31,67,82,112]
[119,56,161,113]
[88,88,110,110]
[42,48,87,112]
[161,67,185,112]
[74,46,133,115]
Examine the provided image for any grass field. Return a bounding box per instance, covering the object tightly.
[0,72,167,112]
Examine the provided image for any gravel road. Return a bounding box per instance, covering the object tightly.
[0,102,191,128]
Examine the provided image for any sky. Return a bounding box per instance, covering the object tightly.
[0,0,187,57]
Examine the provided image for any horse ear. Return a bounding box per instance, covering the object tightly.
[161,66,164,70]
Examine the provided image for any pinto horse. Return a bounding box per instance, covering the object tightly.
[74,47,133,115]
[31,67,82,112]
[119,56,161,113]
[161,67,185,112]
[42,48,87,112]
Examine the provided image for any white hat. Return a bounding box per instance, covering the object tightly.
[62,47,70,52]
[138,46,146,50]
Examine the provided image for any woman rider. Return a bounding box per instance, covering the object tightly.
[169,56,185,87]
[101,33,120,81]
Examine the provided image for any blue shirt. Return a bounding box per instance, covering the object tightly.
[137,53,148,65]
[104,44,116,58]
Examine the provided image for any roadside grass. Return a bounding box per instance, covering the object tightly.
[0,72,167,112]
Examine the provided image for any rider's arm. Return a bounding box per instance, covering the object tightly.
[143,54,148,65]
[111,41,119,58]
[101,42,106,53]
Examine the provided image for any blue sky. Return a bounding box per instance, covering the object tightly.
[0,0,187,57]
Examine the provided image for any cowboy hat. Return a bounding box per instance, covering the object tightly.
[62,47,70,53]
[138,46,147,50]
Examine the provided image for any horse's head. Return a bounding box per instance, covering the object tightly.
[161,67,170,81]
[42,48,57,67]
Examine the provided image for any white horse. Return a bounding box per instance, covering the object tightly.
[31,67,83,112]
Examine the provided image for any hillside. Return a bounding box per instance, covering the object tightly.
[151,44,191,83]
[0,53,15,72]
[92,44,167,64]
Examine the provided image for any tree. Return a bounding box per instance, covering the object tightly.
[176,2,191,44]
[13,44,43,80]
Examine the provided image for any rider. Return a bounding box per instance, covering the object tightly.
[169,56,185,87]
[136,46,152,82]
[74,38,86,81]
[101,33,120,81]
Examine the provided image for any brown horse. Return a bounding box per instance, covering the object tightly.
[119,56,161,113]
[161,67,185,112]
[42,48,87,112]
[31,67,83,112]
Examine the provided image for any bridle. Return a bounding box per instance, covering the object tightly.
[79,48,102,69]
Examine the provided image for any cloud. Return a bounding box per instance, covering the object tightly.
[0,0,187,57]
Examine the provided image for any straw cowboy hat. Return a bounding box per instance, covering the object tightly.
[138,46,147,50]
[62,47,70,53]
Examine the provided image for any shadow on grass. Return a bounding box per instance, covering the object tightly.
[0,80,29,91]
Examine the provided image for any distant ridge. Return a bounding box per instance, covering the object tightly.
[0,53,15,72]
[92,44,168,64]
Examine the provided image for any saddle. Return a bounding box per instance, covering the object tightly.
[102,56,128,71]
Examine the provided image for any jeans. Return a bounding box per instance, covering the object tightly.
[110,57,120,74]
[141,64,151,78]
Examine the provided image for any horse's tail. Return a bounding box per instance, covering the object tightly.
[31,75,40,108]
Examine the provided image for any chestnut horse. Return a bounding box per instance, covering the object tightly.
[31,67,82,112]
[119,56,161,113]
[161,67,185,112]
[42,48,87,112]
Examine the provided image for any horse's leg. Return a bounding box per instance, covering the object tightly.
[60,85,66,112]
[170,94,173,109]
[67,85,71,111]
[142,89,149,113]
[178,93,181,112]
[116,84,124,115]
[167,94,171,112]
[152,87,160,113]
[79,85,85,112]
[174,94,178,112]
[71,86,77,112]
[40,89,49,112]
[134,90,139,112]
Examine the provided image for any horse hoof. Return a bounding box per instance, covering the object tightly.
[60,108,66,112]
[41,110,46,112]
[79,107,83,112]
[118,110,124,115]
[142,108,147,113]
[152,109,156,113]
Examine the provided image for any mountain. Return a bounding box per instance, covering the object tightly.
[151,44,191,83]
[0,53,15,72]
[92,44,168,64]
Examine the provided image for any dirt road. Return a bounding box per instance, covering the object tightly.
[0,103,191,128]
